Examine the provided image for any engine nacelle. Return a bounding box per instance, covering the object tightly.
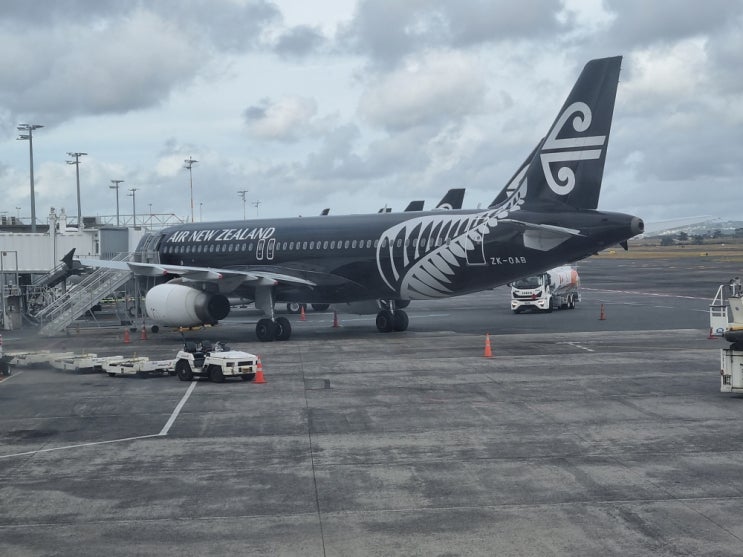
[145,283,230,326]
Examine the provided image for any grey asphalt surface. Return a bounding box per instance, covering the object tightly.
[1,254,741,556]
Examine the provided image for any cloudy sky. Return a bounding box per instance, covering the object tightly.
[0,0,741,227]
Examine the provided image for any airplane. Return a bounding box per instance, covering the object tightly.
[386,188,466,213]
[81,56,643,342]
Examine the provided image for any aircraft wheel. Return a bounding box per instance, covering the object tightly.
[151,325,159,333]
[311,303,330,312]
[176,360,193,381]
[376,310,394,333]
[286,303,305,314]
[274,317,292,341]
[256,318,276,342]
[209,365,225,383]
[393,310,409,332]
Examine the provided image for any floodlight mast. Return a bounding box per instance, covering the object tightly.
[237,189,249,220]
[184,156,198,223]
[128,187,138,226]
[16,123,44,232]
[110,180,124,226]
[66,152,87,229]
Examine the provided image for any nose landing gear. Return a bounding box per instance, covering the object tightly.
[376,301,409,333]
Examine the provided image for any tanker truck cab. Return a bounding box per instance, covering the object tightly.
[510,266,580,313]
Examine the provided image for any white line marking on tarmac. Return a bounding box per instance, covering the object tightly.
[0,370,23,384]
[0,381,197,460]
[558,342,594,352]
[159,380,197,436]
[0,434,162,460]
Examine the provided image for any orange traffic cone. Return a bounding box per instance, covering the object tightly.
[254,357,266,384]
[332,311,340,328]
[484,333,493,358]
[300,305,306,321]
[708,327,717,340]
[140,326,148,341]
[599,304,606,321]
[123,329,131,344]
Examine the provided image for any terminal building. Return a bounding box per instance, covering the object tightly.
[0,207,181,333]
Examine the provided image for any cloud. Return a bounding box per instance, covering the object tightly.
[243,96,319,141]
[358,49,486,131]
[0,1,280,129]
[339,0,564,67]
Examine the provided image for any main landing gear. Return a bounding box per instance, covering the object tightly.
[256,316,291,342]
[255,286,292,342]
[376,301,409,333]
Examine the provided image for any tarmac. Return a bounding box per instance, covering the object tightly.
[1,255,742,556]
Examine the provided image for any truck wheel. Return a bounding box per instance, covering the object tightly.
[241,373,256,381]
[569,295,577,309]
[208,365,225,383]
[176,360,193,381]
[311,303,330,312]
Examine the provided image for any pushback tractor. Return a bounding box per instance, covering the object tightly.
[175,340,258,382]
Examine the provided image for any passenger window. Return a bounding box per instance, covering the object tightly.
[323,241,328,249]
[344,240,350,249]
[310,241,315,249]
[396,239,402,248]
[302,242,308,250]
[352,240,357,248]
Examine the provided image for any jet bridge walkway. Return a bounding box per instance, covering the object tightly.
[36,253,134,337]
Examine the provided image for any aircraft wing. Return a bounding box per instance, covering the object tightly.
[78,258,317,287]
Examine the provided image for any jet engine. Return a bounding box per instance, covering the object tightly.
[145,283,230,326]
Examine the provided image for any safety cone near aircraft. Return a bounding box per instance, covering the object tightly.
[254,357,266,384]
[299,306,306,321]
[332,311,340,328]
[123,329,131,344]
[140,326,148,341]
[484,333,493,358]
[599,304,606,321]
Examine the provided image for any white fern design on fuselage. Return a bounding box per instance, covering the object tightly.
[376,181,527,299]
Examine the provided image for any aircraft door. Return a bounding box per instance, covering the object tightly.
[266,238,275,260]
[465,216,487,266]
[256,239,265,260]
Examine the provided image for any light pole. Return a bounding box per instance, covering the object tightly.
[252,200,261,216]
[237,189,248,220]
[16,123,44,232]
[128,187,138,226]
[66,152,87,229]
[110,180,124,226]
[15,207,20,221]
[184,156,198,223]
[199,202,203,221]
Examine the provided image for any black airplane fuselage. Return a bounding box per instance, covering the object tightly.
[151,206,640,304]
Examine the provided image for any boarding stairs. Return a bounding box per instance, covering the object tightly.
[36,253,134,337]
[710,284,732,337]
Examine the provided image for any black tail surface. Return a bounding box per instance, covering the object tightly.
[436,188,465,210]
[522,56,622,211]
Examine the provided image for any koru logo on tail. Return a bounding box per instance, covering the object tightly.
[540,101,606,195]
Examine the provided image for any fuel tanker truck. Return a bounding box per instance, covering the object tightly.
[510,266,580,313]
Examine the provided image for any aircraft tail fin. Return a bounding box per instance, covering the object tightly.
[404,200,425,212]
[489,139,543,208]
[521,56,622,211]
[436,188,465,210]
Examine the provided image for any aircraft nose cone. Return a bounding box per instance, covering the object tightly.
[631,217,644,235]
